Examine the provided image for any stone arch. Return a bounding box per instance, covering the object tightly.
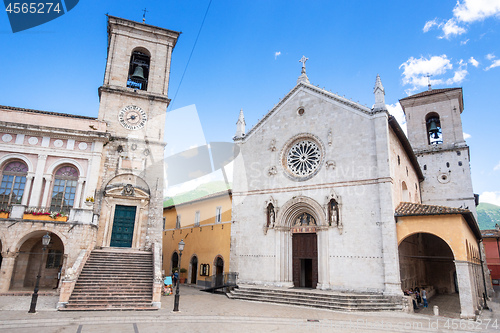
[398,232,457,300]
[0,153,34,173]
[397,230,456,260]
[104,173,150,194]
[277,196,327,228]
[10,230,65,290]
[46,158,85,177]
[170,251,179,273]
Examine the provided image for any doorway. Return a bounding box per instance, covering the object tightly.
[292,233,318,288]
[110,205,136,247]
[190,256,198,284]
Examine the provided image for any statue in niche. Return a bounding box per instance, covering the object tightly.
[329,199,339,227]
[267,203,275,228]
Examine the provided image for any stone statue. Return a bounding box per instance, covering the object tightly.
[329,199,339,227]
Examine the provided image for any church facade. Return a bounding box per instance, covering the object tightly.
[230,63,488,318]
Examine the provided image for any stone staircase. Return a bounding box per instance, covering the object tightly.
[227,285,404,312]
[61,249,156,311]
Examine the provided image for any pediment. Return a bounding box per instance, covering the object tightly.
[104,184,150,200]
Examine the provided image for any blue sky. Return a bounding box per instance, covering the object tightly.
[1,1,500,204]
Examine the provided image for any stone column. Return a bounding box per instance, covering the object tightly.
[455,260,477,319]
[316,227,329,290]
[41,175,53,208]
[28,154,47,206]
[21,173,34,206]
[274,229,281,283]
[0,252,17,292]
[74,178,84,209]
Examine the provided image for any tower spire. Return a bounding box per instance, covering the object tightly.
[373,74,386,111]
[234,109,246,139]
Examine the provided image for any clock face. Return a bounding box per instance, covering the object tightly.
[118,105,147,130]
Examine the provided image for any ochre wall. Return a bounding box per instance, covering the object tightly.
[396,214,479,261]
[162,193,232,283]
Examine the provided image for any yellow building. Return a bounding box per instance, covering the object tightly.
[163,188,232,287]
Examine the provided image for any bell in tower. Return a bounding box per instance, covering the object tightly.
[426,116,442,144]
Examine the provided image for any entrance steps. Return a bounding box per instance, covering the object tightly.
[60,248,156,311]
[227,285,404,312]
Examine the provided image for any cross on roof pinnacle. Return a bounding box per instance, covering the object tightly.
[299,56,308,73]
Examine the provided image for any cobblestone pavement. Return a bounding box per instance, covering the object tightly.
[0,286,498,332]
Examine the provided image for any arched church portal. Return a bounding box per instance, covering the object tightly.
[292,213,318,288]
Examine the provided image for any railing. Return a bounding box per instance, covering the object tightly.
[203,272,238,292]
[25,206,71,215]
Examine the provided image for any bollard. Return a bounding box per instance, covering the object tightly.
[433,305,439,316]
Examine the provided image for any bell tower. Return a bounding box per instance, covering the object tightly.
[400,88,477,217]
[95,16,180,251]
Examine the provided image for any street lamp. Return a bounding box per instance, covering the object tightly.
[173,239,185,312]
[29,232,51,313]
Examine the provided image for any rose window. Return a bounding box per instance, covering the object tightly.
[286,140,321,177]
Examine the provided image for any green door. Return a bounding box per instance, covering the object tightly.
[110,205,137,247]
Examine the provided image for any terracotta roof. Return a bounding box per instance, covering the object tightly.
[395,202,470,216]
[399,88,461,101]
[395,202,481,239]
[0,105,97,120]
[481,229,500,238]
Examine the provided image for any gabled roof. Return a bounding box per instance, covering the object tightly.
[395,202,481,239]
[399,88,461,101]
[241,81,372,140]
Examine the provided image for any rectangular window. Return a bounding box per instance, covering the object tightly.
[215,206,222,223]
[46,249,62,269]
[163,217,166,230]
[194,211,200,227]
[176,215,181,229]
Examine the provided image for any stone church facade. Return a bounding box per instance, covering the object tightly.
[230,64,488,318]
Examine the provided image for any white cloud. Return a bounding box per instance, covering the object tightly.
[425,0,500,39]
[468,56,479,67]
[441,18,467,38]
[463,132,471,140]
[494,161,500,171]
[423,19,439,32]
[480,191,500,206]
[486,53,496,60]
[460,39,469,45]
[386,103,407,135]
[274,51,281,60]
[400,55,454,93]
[446,60,468,84]
[453,0,500,23]
[486,59,500,70]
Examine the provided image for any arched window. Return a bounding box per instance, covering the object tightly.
[126,49,150,91]
[402,181,409,202]
[426,113,442,145]
[50,166,78,213]
[0,161,28,209]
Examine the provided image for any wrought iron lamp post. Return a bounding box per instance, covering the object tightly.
[28,232,51,313]
[173,239,185,312]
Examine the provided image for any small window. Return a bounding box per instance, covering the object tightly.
[215,206,222,223]
[458,161,462,166]
[397,155,400,165]
[46,249,62,268]
[176,215,181,229]
[163,217,166,230]
[195,211,200,227]
[423,165,427,171]
[446,162,450,168]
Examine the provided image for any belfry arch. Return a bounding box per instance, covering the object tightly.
[274,196,329,289]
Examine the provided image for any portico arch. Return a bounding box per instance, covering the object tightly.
[274,196,329,289]
[10,231,65,290]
